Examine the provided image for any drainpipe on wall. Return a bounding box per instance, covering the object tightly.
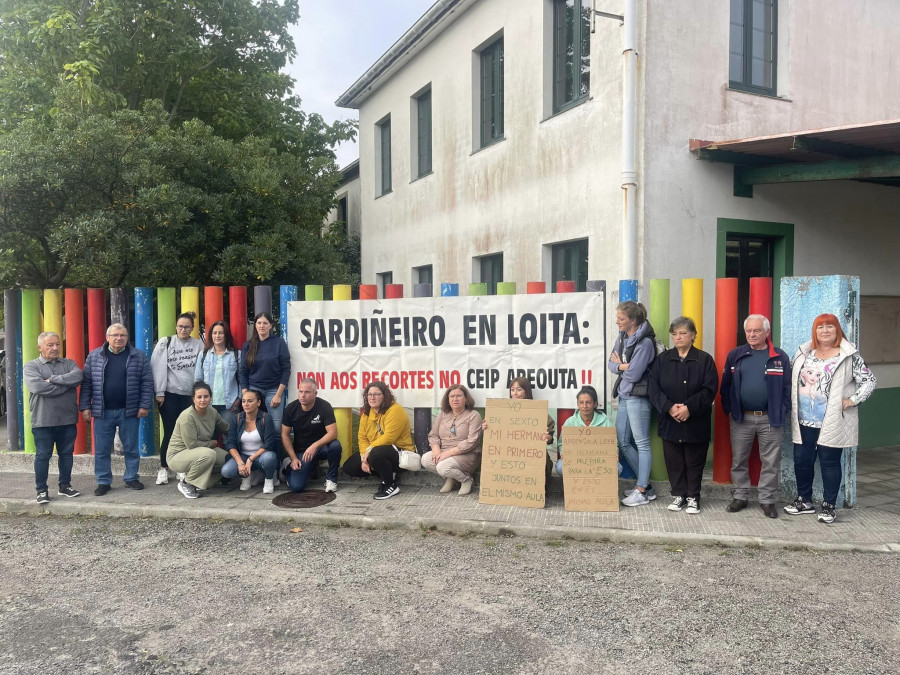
[619,0,638,302]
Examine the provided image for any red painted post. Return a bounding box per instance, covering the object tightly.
[64,289,88,454]
[556,281,576,293]
[526,281,546,294]
[746,277,774,485]
[359,285,378,300]
[204,286,224,332]
[714,278,738,483]
[384,284,404,299]
[229,286,248,348]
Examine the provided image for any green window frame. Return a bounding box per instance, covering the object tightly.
[480,38,504,148]
[553,0,591,113]
[416,90,432,178]
[551,239,588,292]
[729,0,777,96]
[478,253,503,295]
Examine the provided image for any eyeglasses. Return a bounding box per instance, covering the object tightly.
[367,392,383,398]
[176,325,193,331]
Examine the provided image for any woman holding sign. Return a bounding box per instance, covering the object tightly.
[343,380,414,500]
[422,385,483,495]
[556,386,612,477]
[647,316,718,514]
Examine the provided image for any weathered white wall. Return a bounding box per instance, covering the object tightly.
[356,0,626,290]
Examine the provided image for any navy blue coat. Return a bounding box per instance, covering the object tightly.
[719,340,791,427]
[79,344,154,418]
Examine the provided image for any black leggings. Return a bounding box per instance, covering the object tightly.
[158,392,192,468]
[342,446,400,485]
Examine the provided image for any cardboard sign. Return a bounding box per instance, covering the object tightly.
[479,398,548,509]
[561,425,619,512]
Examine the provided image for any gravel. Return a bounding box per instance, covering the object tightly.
[1,514,897,674]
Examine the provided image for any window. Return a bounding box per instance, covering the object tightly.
[553,0,591,113]
[336,195,348,236]
[477,253,503,295]
[377,271,393,298]
[376,116,392,196]
[413,265,433,288]
[551,239,588,291]
[725,235,774,345]
[729,0,777,95]
[479,37,504,148]
[414,89,432,178]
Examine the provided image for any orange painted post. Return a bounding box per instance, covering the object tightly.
[359,285,377,300]
[229,286,248,349]
[64,289,88,454]
[714,278,739,483]
[204,286,224,331]
[526,281,546,294]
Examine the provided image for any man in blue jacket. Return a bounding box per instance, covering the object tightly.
[719,314,791,518]
[79,323,154,496]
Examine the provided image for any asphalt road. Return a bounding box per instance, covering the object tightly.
[1,514,897,675]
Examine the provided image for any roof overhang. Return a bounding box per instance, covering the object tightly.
[690,119,900,197]
[336,0,478,109]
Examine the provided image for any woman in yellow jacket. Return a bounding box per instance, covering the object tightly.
[343,380,414,500]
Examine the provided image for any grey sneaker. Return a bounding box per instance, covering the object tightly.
[36,491,50,504]
[818,502,836,524]
[622,490,649,507]
[784,496,815,515]
[177,480,200,500]
[57,485,80,498]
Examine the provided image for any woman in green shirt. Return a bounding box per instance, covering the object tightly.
[167,381,230,499]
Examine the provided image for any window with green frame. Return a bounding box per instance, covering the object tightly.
[551,239,588,291]
[553,0,591,113]
[478,253,503,295]
[480,38,504,148]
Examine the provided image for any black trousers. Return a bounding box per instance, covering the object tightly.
[662,440,708,499]
[158,392,193,468]
[342,446,400,485]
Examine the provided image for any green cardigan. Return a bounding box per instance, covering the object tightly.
[167,406,229,458]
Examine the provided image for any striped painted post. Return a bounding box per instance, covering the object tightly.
[204,286,224,332]
[440,283,459,297]
[228,286,248,349]
[4,290,21,451]
[619,279,638,303]
[648,279,671,483]
[181,286,200,337]
[280,285,298,340]
[714,278,739,483]
[682,278,704,349]
[253,285,272,318]
[64,289,88,454]
[359,284,377,300]
[332,285,354,462]
[468,283,487,296]
[496,282,516,295]
[21,289,42,453]
[110,288,127,328]
[413,282,433,457]
[135,288,155,456]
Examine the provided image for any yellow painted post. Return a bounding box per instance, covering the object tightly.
[332,284,354,464]
[43,289,63,336]
[682,278,704,349]
[181,286,200,337]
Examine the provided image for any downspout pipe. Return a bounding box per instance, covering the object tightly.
[619,0,638,302]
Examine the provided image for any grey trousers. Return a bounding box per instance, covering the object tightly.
[729,414,783,504]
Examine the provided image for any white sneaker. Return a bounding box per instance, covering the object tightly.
[240,476,252,491]
[176,472,186,482]
[263,478,275,494]
[155,468,169,485]
[622,490,650,507]
[325,480,338,493]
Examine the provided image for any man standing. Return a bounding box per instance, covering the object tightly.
[23,331,84,504]
[720,314,791,518]
[79,323,153,496]
[280,378,342,493]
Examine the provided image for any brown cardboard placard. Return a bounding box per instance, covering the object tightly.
[479,398,548,509]
[561,425,619,512]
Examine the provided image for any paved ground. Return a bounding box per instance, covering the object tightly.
[1,514,898,675]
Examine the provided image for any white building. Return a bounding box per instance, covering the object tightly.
[337,0,900,447]
[324,159,361,239]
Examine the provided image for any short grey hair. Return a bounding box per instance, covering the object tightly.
[37,331,60,346]
[106,323,129,337]
[669,316,697,336]
[299,377,318,391]
[743,314,771,333]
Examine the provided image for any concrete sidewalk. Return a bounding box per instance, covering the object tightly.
[2,451,898,554]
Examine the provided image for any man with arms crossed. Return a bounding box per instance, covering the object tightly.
[281,378,342,493]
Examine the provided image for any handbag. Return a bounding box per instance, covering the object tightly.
[398,448,422,471]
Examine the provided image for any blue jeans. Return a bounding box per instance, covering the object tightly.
[33,424,78,492]
[795,425,844,505]
[92,409,141,485]
[284,440,342,493]
[221,450,278,480]
[262,387,286,453]
[616,396,653,488]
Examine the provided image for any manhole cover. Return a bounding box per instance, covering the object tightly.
[272,490,337,509]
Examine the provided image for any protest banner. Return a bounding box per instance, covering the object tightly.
[479,398,548,509]
[285,292,606,408]
[561,426,619,512]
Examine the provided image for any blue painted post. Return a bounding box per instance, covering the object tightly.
[279,285,298,340]
[780,275,860,507]
[440,283,459,297]
[134,288,155,456]
[619,279,638,302]
[3,290,21,451]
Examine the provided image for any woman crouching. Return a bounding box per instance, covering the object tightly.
[422,385,483,495]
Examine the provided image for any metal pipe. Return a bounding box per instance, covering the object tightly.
[622,0,638,283]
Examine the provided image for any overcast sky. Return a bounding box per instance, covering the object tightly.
[287,0,436,169]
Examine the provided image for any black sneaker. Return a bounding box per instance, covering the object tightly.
[57,485,81,498]
[177,479,200,499]
[818,502,836,524]
[36,491,50,504]
[125,480,144,490]
[374,482,400,500]
[94,484,111,496]
[784,496,815,515]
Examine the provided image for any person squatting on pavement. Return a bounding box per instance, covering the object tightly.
[23,331,84,504]
[421,384,483,496]
[720,314,791,519]
[79,323,154,496]
[221,389,280,494]
[168,381,231,499]
[280,377,342,494]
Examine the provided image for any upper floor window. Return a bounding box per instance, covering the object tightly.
[476,253,503,295]
[553,0,591,113]
[729,0,777,95]
[376,116,392,196]
[414,88,432,179]
[413,264,433,288]
[336,195,348,236]
[551,239,588,292]
[479,37,504,148]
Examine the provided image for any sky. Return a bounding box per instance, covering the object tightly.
[287,0,436,169]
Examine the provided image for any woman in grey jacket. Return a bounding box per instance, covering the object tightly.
[785,314,876,523]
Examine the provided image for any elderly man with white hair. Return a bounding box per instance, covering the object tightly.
[23,331,84,504]
[79,323,153,496]
[719,314,792,518]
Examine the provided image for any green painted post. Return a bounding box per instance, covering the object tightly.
[157,288,176,339]
[648,279,670,483]
[468,283,488,296]
[21,289,42,453]
[496,282,516,295]
[304,285,324,302]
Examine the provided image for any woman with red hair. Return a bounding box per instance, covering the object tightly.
[785,314,876,523]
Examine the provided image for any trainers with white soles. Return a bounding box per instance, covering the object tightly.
[156,468,169,485]
[685,497,700,514]
[240,476,252,491]
[325,480,338,493]
[668,496,686,511]
[263,478,275,494]
[784,496,815,515]
[622,490,649,507]
[177,480,200,499]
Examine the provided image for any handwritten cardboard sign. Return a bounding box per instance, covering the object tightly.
[479,398,548,509]
[561,425,619,512]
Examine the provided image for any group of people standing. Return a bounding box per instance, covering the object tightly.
[23,299,876,524]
